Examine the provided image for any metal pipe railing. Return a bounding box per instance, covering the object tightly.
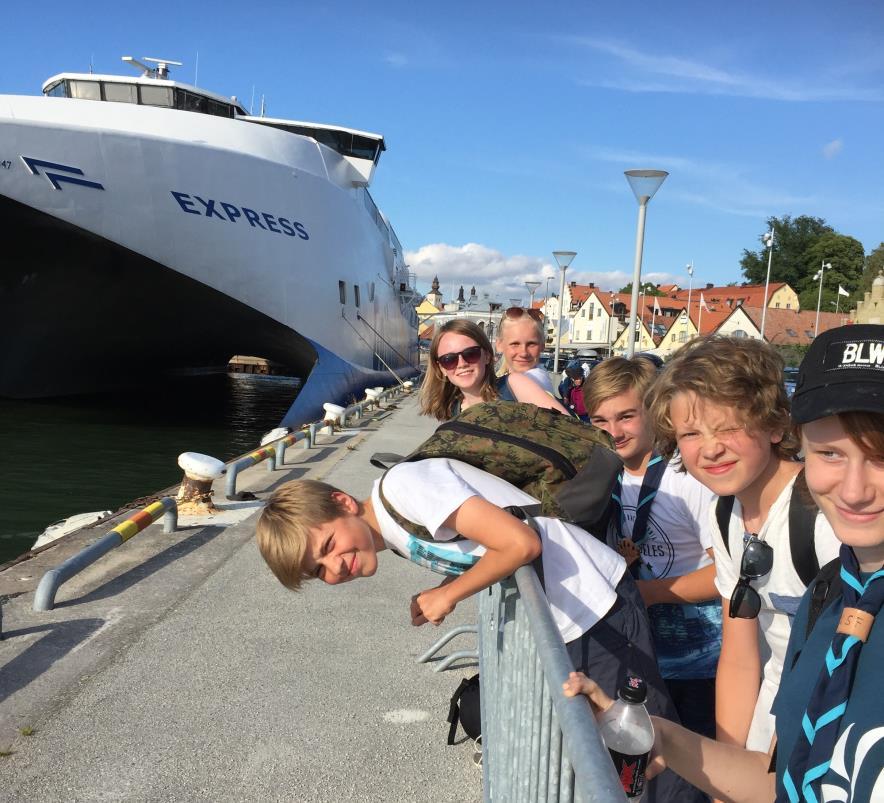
[225,445,277,499]
[478,566,627,803]
[265,430,310,467]
[416,624,478,673]
[34,497,178,612]
[226,385,402,498]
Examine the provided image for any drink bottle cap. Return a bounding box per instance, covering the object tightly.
[618,675,647,704]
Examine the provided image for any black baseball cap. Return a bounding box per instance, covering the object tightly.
[791,324,884,424]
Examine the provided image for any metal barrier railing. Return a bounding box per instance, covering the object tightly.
[34,497,178,612]
[478,566,627,803]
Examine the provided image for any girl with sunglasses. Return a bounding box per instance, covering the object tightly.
[565,324,884,802]
[420,319,569,421]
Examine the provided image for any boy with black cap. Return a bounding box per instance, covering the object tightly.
[564,323,884,802]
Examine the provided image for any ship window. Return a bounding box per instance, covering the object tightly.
[103,82,137,104]
[139,85,173,107]
[69,80,101,101]
[176,89,208,114]
[354,285,361,308]
[369,282,375,302]
[339,281,347,305]
[45,81,68,98]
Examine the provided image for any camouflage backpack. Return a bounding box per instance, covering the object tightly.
[372,402,622,540]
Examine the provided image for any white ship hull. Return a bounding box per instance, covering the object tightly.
[0,94,418,425]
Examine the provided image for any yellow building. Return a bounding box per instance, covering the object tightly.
[851,271,884,324]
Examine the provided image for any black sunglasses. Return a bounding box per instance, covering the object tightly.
[436,345,485,371]
[729,535,774,619]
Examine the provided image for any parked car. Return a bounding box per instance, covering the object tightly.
[783,366,799,398]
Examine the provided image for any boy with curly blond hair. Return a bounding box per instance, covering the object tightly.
[644,336,839,755]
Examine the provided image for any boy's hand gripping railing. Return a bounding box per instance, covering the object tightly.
[34,497,178,612]
[478,566,627,803]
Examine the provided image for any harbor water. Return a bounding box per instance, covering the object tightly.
[0,374,300,565]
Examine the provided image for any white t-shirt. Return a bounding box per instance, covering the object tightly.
[523,367,554,393]
[606,460,721,679]
[373,458,626,644]
[711,472,840,751]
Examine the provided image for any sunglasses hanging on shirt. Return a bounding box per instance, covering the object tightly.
[729,534,774,619]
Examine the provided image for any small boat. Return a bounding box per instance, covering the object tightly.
[34,510,112,549]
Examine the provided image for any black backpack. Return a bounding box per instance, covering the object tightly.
[715,469,820,587]
[447,673,481,745]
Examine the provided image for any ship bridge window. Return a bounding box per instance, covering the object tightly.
[45,81,67,98]
[139,85,174,108]
[103,82,137,104]
[174,89,235,117]
[339,281,347,305]
[251,121,383,163]
[69,80,101,101]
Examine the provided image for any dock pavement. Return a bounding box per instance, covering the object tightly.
[0,392,482,802]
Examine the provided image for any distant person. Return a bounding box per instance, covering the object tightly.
[495,307,555,395]
[420,319,568,420]
[557,360,584,401]
[645,336,839,756]
[585,356,720,738]
[566,372,589,422]
[257,462,705,802]
[565,323,884,802]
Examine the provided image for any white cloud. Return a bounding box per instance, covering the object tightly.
[405,242,682,302]
[822,138,844,159]
[383,51,408,68]
[569,36,884,102]
[582,145,817,218]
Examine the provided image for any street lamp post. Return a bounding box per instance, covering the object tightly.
[525,281,542,310]
[814,260,832,337]
[624,170,668,358]
[685,261,693,338]
[760,229,775,340]
[608,292,616,356]
[552,250,577,373]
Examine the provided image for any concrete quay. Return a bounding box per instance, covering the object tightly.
[0,393,482,802]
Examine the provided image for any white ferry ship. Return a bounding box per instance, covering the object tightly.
[0,57,419,426]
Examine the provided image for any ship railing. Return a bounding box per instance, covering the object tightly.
[479,565,627,803]
[33,498,178,612]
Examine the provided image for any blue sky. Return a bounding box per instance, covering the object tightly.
[5,0,883,304]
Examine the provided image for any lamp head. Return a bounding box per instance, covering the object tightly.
[624,169,668,204]
[552,250,577,270]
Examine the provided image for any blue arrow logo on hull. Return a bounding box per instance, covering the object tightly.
[22,156,105,191]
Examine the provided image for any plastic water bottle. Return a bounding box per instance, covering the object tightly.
[597,675,655,802]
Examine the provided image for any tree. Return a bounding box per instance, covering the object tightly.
[797,233,865,313]
[740,215,833,287]
[740,215,864,314]
[618,281,665,295]
[859,242,884,296]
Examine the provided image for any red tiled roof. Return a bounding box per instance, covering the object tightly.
[738,307,853,345]
[669,283,790,308]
